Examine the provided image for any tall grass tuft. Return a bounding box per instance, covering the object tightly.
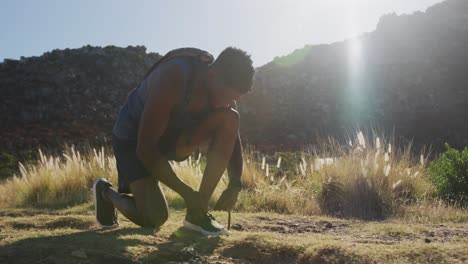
[309,132,433,219]
[0,146,117,207]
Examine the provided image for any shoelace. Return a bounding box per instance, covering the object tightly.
[113,210,119,225]
[206,212,216,221]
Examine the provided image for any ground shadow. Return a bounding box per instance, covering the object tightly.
[142,227,222,263]
[0,225,224,264]
[0,227,155,264]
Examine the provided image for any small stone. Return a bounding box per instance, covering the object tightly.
[179,247,199,261]
[424,238,431,243]
[231,224,243,231]
[71,250,87,259]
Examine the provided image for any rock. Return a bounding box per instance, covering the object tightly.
[19,111,33,122]
[178,246,199,261]
[0,45,161,158]
[231,223,243,231]
[71,250,87,259]
[424,238,431,243]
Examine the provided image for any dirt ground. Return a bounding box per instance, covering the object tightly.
[0,204,467,263]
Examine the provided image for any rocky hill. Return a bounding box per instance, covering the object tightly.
[239,0,468,151]
[0,45,160,158]
[1,0,468,160]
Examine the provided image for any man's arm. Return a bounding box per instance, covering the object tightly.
[213,101,243,211]
[227,134,243,190]
[226,101,243,190]
[213,131,243,211]
[136,63,196,200]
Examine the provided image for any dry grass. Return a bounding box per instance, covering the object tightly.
[0,131,446,220]
[238,131,434,219]
[1,208,466,263]
[0,146,117,207]
[304,132,434,219]
[0,132,465,264]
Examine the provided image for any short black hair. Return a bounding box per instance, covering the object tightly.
[213,47,254,93]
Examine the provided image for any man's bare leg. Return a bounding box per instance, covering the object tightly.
[103,176,169,228]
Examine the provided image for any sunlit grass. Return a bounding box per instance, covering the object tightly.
[236,131,434,219]
[0,131,453,220]
[0,146,117,207]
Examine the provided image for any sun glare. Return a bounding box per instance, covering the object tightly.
[349,38,363,63]
[345,0,365,78]
[347,37,366,117]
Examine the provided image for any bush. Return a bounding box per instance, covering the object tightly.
[315,132,432,219]
[0,152,17,180]
[429,144,468,205]
[0,152,38,180]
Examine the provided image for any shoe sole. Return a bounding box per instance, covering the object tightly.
[93,178,118,229]
[183,220,230,236]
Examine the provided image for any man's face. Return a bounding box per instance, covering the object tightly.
[209,73,244,108]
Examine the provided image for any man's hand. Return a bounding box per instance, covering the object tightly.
[214,186,241,211]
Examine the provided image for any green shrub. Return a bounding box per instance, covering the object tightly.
[428,144,468,205]
[0,152,17,180]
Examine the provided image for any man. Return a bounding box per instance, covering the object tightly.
[93,47,254,236]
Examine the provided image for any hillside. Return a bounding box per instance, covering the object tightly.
[1,0,468,158]
[0,45,160,158]
[240,0,468,150]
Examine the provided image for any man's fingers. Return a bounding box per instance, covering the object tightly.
[214,189,239,211]
[214,199,231,211]
[214,197,227,210]
[218,199,236,211]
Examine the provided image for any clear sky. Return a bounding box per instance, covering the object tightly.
[1,0,443,66]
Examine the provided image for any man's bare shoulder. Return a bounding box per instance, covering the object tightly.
[146,59,186,103]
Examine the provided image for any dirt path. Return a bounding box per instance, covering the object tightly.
[0,206,467,263]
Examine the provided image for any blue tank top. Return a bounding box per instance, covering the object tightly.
[112,57,193,140]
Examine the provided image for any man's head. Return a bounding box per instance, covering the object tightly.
[207,47,255,108]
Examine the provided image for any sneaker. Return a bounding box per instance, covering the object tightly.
[93,178,118,228]
[183,210,230,236]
